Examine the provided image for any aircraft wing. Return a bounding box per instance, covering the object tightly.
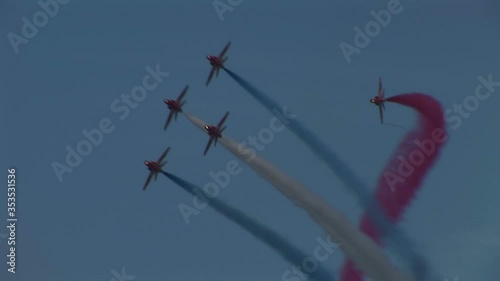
[378,105,384,124]
[164,111,174,130]
[206,67,216,86]
[143,172,154,191]
[217,111,230,129]
[203,137,214,156]
[177,85,189,103]
[158,147,170,163]
[378,77,383,98]
[218,41,231,59]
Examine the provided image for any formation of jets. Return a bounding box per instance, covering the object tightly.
[143,42,232,190]
[143,41,389,190]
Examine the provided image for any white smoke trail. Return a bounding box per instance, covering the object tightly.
[183,112,412,281]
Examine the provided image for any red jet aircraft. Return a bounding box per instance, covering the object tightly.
[143,147,170,191]
[163,85,188,130]
[206,41,231,86]
[370,77,387,124]
[203,111,229,155]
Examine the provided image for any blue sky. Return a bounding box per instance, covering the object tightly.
[1,1,500,280]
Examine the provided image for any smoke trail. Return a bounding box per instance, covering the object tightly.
[224,68,436,280]
[162,171,336,281]
[182,111,412,281]
[341,93,448,281]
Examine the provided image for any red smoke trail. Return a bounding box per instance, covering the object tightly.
[225,69,433,277]
[341,93,448,281]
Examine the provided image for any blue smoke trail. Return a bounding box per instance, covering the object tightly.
[162,171,336,281]
[224,68,439,281]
